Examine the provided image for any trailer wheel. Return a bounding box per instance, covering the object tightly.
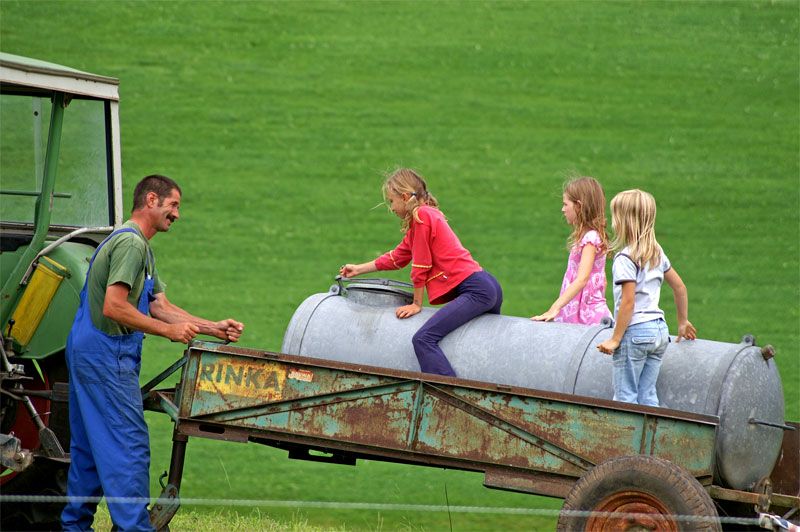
[557,455,721,532]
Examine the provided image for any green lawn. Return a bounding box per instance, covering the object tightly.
[2,1,798,530]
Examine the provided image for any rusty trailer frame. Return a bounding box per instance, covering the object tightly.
[143,341,798,529]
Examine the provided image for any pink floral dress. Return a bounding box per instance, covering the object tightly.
[554,230,611,325]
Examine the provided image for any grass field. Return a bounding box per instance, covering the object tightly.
[2,1,798,530]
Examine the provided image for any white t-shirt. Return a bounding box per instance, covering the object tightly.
[611,246,671,326]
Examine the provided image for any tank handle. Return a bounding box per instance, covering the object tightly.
[749,418,797,431]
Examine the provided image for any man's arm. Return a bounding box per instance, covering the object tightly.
[104,283,199,343]
[149,292,244,342]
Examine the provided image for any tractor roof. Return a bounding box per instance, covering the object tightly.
[0,52,119,101]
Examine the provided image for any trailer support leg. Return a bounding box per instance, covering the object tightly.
[149,429,188,531]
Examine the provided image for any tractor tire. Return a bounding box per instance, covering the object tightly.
[556,455,721,532]
[1,353,70,531]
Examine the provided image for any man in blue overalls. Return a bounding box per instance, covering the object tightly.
[61,175,244,531]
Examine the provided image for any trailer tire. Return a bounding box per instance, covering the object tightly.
[557,455,721,532]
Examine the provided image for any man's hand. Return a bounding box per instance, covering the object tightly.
[396,303,422,319]
[166,322,200,343]
[597,338,620,355]
[212,319,245,342]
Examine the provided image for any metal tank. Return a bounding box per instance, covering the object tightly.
[281,278,786,491]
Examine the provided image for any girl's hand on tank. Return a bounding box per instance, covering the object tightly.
[596,339,619,355]
[531,308,558,321]
[676,320,697,342]
[340,264,359,278]
[395,303,422,319]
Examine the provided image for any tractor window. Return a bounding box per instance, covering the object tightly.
[0,94,111,228]
[51,98,111,227]
[0,94,52,224]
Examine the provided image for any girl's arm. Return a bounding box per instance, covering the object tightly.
[340,261,377,278]
[396,286,424,319]
[597,281,634,354]
[395,210,431,318]
[532,243,597,321]
[375,232,413,271]
[664,267,697,342]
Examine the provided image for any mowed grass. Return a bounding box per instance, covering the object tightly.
[1,1,798,530]
[92,504,347,532]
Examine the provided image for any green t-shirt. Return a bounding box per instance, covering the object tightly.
[87,221,166,335]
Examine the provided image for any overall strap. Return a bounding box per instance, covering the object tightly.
[143,244,155,278]
[89,228,138,266]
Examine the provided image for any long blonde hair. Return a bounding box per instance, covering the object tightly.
[609,189,662,269]
[383,168,439,232]
[564,176,608,251]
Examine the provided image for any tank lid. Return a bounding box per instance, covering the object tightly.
[331,277,414,304]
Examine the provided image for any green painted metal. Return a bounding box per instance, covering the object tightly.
[14,243,95,358]
[0,92,65,327]
[164,342,719,493]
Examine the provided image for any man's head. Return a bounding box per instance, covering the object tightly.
[132,175,182,234]
[132,175,181,211]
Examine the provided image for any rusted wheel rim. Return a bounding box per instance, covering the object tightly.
[585,490,679,531]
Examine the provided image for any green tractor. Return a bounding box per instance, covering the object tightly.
[0,53,124,529]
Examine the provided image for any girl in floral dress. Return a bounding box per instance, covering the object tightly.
[531,177,611,325]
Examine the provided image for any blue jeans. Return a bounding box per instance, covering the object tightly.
[612,318,669,406]
[412,270,503,376]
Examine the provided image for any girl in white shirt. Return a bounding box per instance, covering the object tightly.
[597,189,697,406]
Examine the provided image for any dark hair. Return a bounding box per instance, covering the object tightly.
[132,174,182,211]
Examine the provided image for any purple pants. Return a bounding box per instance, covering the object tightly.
[412,270,503,376]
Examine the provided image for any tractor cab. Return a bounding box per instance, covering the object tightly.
[0,52,124,528]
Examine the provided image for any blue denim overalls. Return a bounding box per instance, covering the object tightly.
[61,228,156,532]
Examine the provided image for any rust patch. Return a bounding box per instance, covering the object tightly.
[770,421,799,498]
[286,393,411,450]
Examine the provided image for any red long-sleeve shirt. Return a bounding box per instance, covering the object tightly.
[374,206,481,305]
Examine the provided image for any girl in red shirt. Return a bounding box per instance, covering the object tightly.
[340,168,502,376]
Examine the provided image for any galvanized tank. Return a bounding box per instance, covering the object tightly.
[281,279,786,491]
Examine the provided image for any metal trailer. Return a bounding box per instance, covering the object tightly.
[143,339,799,531]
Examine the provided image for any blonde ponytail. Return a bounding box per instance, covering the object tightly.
[609,189,662,269]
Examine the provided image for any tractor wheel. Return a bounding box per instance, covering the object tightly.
[1,353,71,531]
[556,455,721,532]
